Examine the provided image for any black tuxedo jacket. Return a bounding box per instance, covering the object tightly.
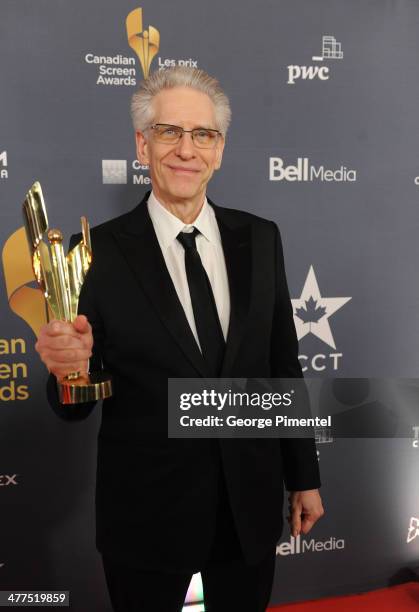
[49,192,320,572]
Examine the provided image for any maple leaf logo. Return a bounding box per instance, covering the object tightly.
[295,296,327,329]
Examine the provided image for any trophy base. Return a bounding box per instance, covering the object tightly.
[58,372,113,405]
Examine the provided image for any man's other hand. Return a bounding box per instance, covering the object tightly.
[287,489,324,537]
[35,315,93,379]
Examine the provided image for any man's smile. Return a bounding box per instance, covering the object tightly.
[166,164,201,175]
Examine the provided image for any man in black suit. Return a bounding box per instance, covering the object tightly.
[36,67,324,612]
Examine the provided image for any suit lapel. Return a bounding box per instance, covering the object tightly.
[112,195,209,377]
[211,203,252,376]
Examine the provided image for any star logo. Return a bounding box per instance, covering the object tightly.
[292,266,351,349]
[407,517,419,543]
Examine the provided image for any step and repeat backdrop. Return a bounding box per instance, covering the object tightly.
[1,1,419,609]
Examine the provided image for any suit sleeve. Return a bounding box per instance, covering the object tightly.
[46,232,104,421]
[270,222,321,491]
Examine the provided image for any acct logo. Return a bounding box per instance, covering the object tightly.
[292,266,351,373]
[269,156,356,182]
[102,159,150,185]
[287,34,343,85]
[0,151,8,180]
[277,534,344,556]
[407,517,419,543]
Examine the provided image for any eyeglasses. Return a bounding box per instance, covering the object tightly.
[149,124,221,149]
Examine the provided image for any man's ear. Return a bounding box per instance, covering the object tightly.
[135,131,150,165]
[214,136,225,170]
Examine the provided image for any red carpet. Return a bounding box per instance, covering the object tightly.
[268,582,419,611]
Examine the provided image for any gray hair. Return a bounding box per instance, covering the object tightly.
[131,66,231,136]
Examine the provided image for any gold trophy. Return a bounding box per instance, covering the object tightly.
[22,181,112,404]
[126,8,160,79]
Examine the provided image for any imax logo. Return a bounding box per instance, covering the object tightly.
[277,534,344,556]
[269,157,356,182]
[287,35,343,85]
[0,151,8,179]
[0,474,18,486]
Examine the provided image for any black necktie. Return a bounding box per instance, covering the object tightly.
[177,228,225,376]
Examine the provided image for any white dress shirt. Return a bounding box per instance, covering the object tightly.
[147,191,230,350]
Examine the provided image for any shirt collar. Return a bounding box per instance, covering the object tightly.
[147,190,219,250]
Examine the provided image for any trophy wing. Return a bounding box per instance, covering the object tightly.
[66,217,92,321]
[22,182,63,319]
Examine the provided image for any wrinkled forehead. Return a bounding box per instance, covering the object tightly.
[151,87,217,128]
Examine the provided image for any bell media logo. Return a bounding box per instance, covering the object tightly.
[277,534,344,556]
[292,266,351,373]
[0,151,8,180]
[287,34,343,85]
[407,517,419,543]
[269,156,356,183]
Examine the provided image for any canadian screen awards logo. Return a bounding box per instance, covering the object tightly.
[291,266,351,373]
[126,7,160,79]
[0,150,8,180]
[1,227,46,402]
[407,517,419,543]
[85,7,198,87]
[84,7,159,86]
[287,34,343,85]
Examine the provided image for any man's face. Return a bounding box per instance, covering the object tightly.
[135,87,225,206]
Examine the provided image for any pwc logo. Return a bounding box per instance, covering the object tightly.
[287,35,343,85]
